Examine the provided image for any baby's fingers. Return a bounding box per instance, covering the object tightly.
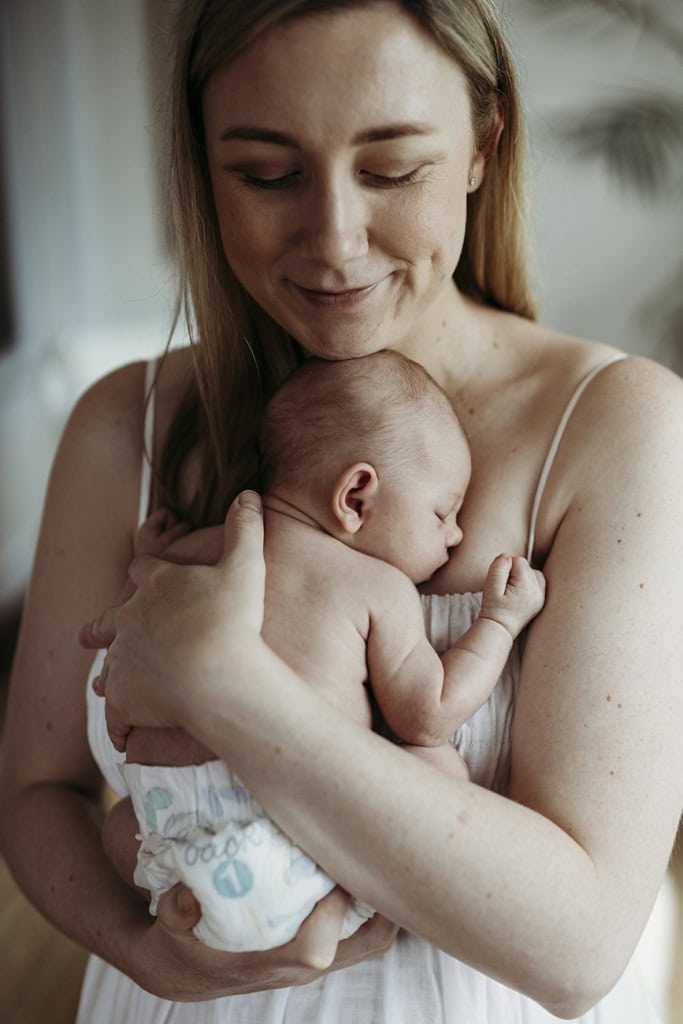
[77,606,119,650]
[484,553,513,598]
[507,557,546,599]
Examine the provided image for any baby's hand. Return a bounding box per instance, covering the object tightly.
[480,554,546,640]
[135,508,190,558]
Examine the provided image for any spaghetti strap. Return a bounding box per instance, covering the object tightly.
[137,359,159,528]
[526,353,627,563]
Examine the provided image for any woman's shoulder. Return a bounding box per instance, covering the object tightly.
[68,347,193,450]
[503,313,681,413]
[66,359,148,456]
[526,321,682,425]
[564,351,683,472]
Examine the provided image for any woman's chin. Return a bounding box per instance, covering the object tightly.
[298,337,387,362]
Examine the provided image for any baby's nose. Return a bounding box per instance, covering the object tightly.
[447,519,463,548]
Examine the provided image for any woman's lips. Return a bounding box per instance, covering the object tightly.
[290,280,381,309]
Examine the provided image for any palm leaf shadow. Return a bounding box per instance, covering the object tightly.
[524,0,683,361]
[555,95,683,196]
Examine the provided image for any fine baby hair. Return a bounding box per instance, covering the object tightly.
[259,350,465,495]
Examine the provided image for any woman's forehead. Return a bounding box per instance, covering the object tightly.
[202,2,470,139]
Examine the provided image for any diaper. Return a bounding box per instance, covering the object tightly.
[121,760,374,951]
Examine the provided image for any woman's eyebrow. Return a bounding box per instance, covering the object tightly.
[353,122,437,144]
[218,122,438,146]
[219,126,295,145]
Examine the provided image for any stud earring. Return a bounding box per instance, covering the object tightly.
[469,174,477,187]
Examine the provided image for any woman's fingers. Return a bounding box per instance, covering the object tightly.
[217,491,266,632]
[287,887,350,970]
[218,490,264,566]
[91,654,108,697]
[104,674,133,752]
[335,914,398,966]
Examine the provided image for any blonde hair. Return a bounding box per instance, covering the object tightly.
[260,350,462,495]
[159,0,536,526]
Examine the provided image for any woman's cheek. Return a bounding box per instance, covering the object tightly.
[389,185,467,273]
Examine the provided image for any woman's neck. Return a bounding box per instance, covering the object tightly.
[392,285,503,396]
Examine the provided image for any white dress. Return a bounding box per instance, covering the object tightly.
[77,357,661,1023]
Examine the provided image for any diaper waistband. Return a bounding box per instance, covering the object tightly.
[121,760,266,836]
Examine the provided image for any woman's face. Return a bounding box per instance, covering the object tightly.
[202,1,484,360]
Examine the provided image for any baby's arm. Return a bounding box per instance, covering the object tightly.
[368,555,545,749]
[438,555,546,725]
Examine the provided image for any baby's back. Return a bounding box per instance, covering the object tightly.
[126,513,393,765]
[263,512,387,729]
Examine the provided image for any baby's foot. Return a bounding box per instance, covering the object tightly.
[156,882,201,933]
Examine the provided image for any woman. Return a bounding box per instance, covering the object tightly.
[1,1,681,1021]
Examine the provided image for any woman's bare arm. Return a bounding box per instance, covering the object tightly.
[84,357,683,1017]
[0,363,153,971]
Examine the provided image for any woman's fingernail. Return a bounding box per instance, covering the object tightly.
[237,490,262,511]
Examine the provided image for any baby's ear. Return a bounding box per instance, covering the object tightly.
[331,463,379,534]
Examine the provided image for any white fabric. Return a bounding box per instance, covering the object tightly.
[79,354,662,1022]
[138,359,156,527]
[122,760,372,951]
[526,354,626,561]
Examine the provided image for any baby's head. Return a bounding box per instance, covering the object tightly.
[260,350,470,583]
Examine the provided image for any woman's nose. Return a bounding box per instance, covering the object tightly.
[294,178,369,267]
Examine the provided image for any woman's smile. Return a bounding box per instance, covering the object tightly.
[287,278,388,311]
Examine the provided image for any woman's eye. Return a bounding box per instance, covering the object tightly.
[237,171,301,191]
[362,166,426,188]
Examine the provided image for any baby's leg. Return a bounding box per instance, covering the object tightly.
[102,796,149,893]
[402,742,469,780]
[103,790,201,933]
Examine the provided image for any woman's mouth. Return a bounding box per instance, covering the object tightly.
[289,280,381,309]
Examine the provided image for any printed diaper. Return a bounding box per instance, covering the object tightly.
[121,760,373,951]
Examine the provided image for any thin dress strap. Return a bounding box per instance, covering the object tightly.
[526,353,627,562]
[137,359,159,528]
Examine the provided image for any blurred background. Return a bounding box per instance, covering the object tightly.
[0,0,681,1021]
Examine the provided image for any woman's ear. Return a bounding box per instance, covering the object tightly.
[331,463,379,535]
[468,107,504,192]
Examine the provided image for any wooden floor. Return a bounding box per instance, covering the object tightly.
[1,641,682,1023]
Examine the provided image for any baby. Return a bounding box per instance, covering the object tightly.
[103,350,545,953]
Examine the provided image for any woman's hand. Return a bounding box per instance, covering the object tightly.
[136,890,397,1001]
[78,490,267,752]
